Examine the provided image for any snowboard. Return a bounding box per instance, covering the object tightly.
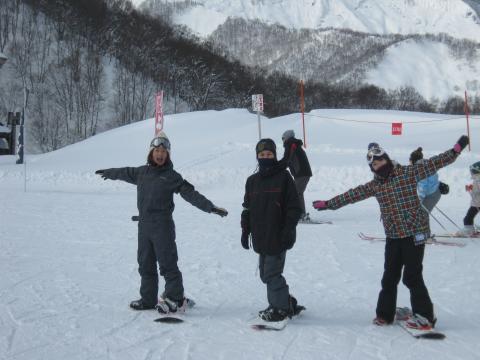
[395,307,445,340]
[358,232,466,247]
[250,305,305,331]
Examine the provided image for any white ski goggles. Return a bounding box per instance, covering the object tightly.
[366,147,386,164]
[150,137,170,151]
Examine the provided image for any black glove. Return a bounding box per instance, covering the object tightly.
[212,206,228,217]
[439,182,449,195]
[95,169,108,180]
[241,231,250,250]
[454,135,469,153]
[281,227,296,250]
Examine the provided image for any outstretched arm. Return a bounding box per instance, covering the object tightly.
[176,179,216,213]
[313,181,376,211]
[413,135,468,182]
[95,167,142,185]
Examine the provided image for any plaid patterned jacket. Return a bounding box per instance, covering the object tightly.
[327,149,459,239]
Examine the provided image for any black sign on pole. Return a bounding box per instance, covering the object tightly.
[7,112,20,155]
[16,111,24,164]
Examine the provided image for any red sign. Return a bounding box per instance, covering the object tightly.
[155,91,164,135]
[392,122,402,135]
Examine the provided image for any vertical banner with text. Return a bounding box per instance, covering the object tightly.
[155,91,164,136]
[252,94,264,140]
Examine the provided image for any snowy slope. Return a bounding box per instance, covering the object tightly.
[2,109,480,359]
[165,0,480,41]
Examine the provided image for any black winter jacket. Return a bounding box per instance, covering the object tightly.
[242,164,302,255]
[281,138,312,178]
[102,160,214,222]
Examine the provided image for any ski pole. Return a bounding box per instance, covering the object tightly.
[434,206,462,231]
[422,204,450,234]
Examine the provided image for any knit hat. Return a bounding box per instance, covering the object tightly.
[149,131,171,153]
[470,161,480,175]
[282,130,295,142]
[409,147,423,164]
[256,138,277,158]
[368,142,380,151]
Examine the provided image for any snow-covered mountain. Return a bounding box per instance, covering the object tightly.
[168,0,480,41]
[139,0,480,102]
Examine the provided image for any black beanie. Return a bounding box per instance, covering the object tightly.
[256,138,277,158]
[409,147,423,164]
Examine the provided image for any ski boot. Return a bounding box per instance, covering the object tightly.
[372,316,392,326]
[406,313,436,330]
[129,299,156,311]
[288,295,305,317]
[156,296,187,315]
[258,306,289,322]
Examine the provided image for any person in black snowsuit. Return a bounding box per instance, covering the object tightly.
[280,130,312,221]
[241,138,303,322]
[96,132,228,313]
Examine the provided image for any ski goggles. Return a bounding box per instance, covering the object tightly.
[366,147,386,164]
[150,137,170,151]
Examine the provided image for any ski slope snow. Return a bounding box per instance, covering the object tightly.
[1,109,480,359]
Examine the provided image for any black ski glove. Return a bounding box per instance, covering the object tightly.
[453,135,469,153]
[95,169,108,180]
[241,231,250,250]
[212,206,228,217]
[281,226,296,250]
[439,182,449,195]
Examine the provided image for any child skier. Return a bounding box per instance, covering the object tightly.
[241,138,303,323]
[95,132,228,314]
[312,135,469,330]
[460,161,480,235]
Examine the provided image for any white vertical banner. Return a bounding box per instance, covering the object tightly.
[252,94,264,140]
[155,91,164,136]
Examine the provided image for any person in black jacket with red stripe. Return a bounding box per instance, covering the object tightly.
[281,130,312,222]
[241,138,303,322]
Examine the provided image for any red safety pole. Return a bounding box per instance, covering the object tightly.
[300,80,306,148]
[465,90,471,151]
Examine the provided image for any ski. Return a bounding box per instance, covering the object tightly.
[434,233,480,239]
[250,305,305,331]
[298,219,332,225]
[358,232,466,247]
[395,307,445,340]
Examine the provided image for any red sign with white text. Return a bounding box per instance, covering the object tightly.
[392,122,402,135]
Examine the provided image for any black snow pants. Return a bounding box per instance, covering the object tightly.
[463,206,479,226]
[376,236,434,323]
[137,218,184,306]
[259,251,290,311]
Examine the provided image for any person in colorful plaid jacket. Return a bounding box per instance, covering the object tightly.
[312,135,469,330]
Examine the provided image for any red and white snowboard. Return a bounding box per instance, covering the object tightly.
[395,307,445,340]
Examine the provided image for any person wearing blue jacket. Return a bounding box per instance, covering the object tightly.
[410,147,441,212]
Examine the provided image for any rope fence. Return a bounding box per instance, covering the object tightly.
[304,113,480,125]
